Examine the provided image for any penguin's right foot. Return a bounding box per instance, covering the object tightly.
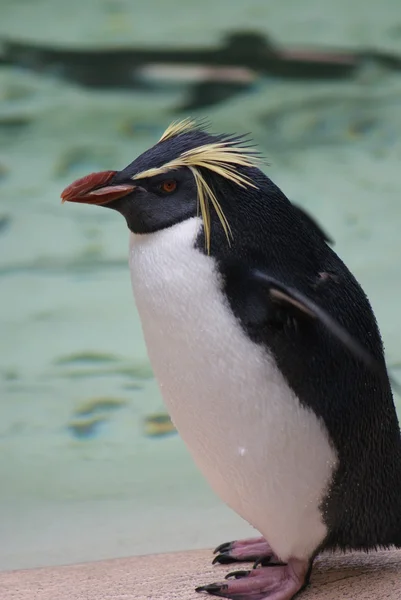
[213,536,277,565]
[196,557,311,600]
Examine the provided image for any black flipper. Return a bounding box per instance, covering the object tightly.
[251,269,400,393]
[292,204,334,245]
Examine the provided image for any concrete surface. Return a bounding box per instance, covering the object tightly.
[0,547,400,600]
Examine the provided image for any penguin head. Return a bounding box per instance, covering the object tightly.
[61,119,263,253]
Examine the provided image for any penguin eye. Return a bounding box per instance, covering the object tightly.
[159,180,177,193]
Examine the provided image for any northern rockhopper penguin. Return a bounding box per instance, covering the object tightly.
[61,119,401,600]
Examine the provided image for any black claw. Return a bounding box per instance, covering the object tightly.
[252,557,287,569]
[225,569,250,580]
[213,541,234,554]
[196,583,228,594]
[212,552,237,565]
[253,556,269,569]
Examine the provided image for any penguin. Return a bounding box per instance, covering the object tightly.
[61,119,401,600]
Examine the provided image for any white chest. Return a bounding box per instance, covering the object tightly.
[128,218,337,561]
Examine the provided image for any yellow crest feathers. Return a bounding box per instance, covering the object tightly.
[133,119,263,253]
[158,117,198,143]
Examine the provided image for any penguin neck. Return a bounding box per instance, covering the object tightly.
[129,215,202,254]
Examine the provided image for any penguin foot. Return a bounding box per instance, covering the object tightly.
[196,558,311,600]
[213,537,275,565]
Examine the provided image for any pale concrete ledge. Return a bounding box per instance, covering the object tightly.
[1,548,400,600]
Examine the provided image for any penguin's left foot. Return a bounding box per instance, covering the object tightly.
[196,558,311,600]
[213,537,276,565]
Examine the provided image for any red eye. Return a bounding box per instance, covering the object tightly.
[160,180,177,193]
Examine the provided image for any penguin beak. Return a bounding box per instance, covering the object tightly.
[61,170,136,205]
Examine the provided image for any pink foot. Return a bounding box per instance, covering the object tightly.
[196,558,311,600]
[213,537,278,566]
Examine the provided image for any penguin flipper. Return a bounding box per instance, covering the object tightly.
[250,269,383,375]
[292,204,334,245]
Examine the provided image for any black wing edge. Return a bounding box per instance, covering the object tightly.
[251,269,401,395]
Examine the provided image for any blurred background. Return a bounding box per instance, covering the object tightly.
[1,0,401,572]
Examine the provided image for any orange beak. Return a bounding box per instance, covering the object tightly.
[61,170,136,205]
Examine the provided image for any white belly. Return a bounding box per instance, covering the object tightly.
[129,217,337,561]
